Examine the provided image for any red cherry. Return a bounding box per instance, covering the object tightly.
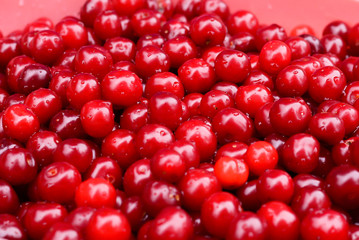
[0,179,19,214]
[43,222,83,240]
[227,212,267,240]
[86,208,131,240]
[301,209,349,240]
[135,46,170,79]
[55,18,88,49]
[259,40,291,75]
[245,141,278,176]
[75,178,116,208]
[214,156,249,189]
[0,214,26,240]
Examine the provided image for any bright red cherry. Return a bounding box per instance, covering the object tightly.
[66,73,101,110]
[23,202,67,240]
[2,104,40,142]
[214,156,249,189]
[53,138,93,173]
[0,148,37,186]
[309,66,346,103]
[269,97,312,137]
[301,209,349,240]
[163,36,198,69]
[0,214,26,240]
[80,0,113,27]
[214,50,251,84]
[212,108,253,145]
[257,201,300,240]
[281,133,320,173]
[245,141,278,176]
[86,208,131,240]
[178,58,216,93]
[308,112,345,145]
[37,162,82,204]
[147,206,194,240]
[227,212,267,240]
[55,18,88,49]
[256,24,288,50]
[259,40,291,75]
[43,222,83,240]
[101,70,143,108]
[135,46,170,79]
[175,119,217,162]
[80,100,114,138]
[93,10,123,40]
[201,192,241,238]
[190,14,226,47]
[29,30,64,65]
[104,37,136,63]
[276,65,309,97]
[75,178,116,208]
[144,72,185,99]
[257,169,294,204]
[74,45,113,80]
[200,89,234,119]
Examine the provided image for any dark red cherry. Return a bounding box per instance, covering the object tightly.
[49,110,86,140]
[227,211,267,240]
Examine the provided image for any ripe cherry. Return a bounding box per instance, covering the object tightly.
[227,212,267,240]
[214,156,249,189]
[259,40,291,75]
[245,141,278,176]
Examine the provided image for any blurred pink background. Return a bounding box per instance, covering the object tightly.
[0,0,359,36]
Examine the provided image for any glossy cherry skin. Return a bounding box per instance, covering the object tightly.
[147,206,193,240]
[145,72,184,99]
[226,10,258,35]
[6,55,35,93]
[214,142,248,162]
[323,20,350,41]
[256,169,294,204]
[178,169,221,211]
[75,178,116,208]
[255,24,288,50]
[212,108,253,145]
[163,36,198,69]
[325,165,359,210]
[243,69,274,90]
[93,10,123,40]
[131,9,162,37]
[342,82,359,105]
[309,66,346,103]
[49,110,86,139]
[141,180,181,217]
[37,162,82,204]
[281,133,320,173]
[23,202,67,240]
[24,88,62,125]
[64,207,95,233]
[101,129,138,169]
[214,156,249,189]
[301,209,349,240]
[227,211,267,240]
[321,34,347,60]
[199,89,234,119]
[168,139,200,169]
[0,148,37,186]
[285,36,311,60]
[190,14,226,47]
[0,179,19,214]
[0,38,21,68]
[49,70,74,106]
[80,0,113,27]
[120,196,147,231]
[148,92,183,131]
[151,148,186,183]
[0,214,26,240]
[135,46,170,79]
[84,157,122,188]
[235,84,274,118]
[74,45,113,80]
[245,141,278,176]
[123,158,154,196]
[101,70,142,108]
[293,173,324,192]
[291,56,323,78]
[254,102,276,137]
[178,58,216,93]
[146,0,174,19]
[135,124,175,159]
[257,201,300,240]
[53,138,93,173]
[328,102,359,135]
[175,119,217,161]
[55,18,88,49]
[2,104,40,142]
[299,34,324,54]
[137,33,165,49]
[276,65,308,97]
[308,112,345,145]
[104,37,135,63]
[80,100,114,138]
[161,19,190,40]
[66,73,101,110]
[16,63,51,94]
[269,97,312,137]
[291,186,331,220]
[200,192,241,238]
[86,208,131,240]
[29,30,64,65]
[43,222,83,240]
[214,50,250,84]
[259,40,291,75]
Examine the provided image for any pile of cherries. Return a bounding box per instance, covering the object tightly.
[2,0,359,239]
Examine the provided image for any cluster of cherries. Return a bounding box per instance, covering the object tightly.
[1,0,359,239]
